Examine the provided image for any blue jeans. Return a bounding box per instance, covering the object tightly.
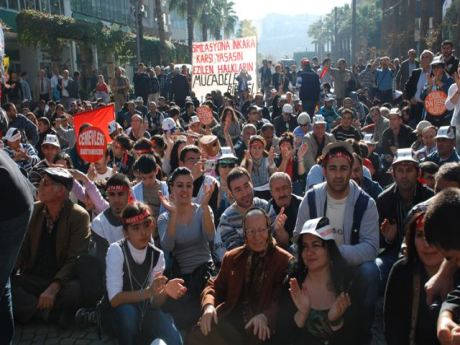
[349,261,380,345]
[0,207,32,345]
[375,247,399,293]
[112,304,183,345]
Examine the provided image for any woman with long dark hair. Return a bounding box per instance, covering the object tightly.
[158,167,216,330]
[280,217,352,345]
[384,210,458,345]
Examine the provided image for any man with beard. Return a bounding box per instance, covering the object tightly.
[350,153,383,201]
[214,167,275,263]
[376,148,433,287]
[267,172,302,248]
[294,141,379,345]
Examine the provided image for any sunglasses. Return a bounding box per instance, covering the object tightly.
[219,163,236,169]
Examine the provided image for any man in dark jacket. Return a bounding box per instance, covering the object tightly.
[395,49,419,91]
[133,63,151,104]
[273,103,297,136]
[296,58,320,116]
[170,66,190,108]
[380,108,417,160]
[13,168,90,325]
[376,149,433,287]
[0,151,34,343]
[404,50,434,124]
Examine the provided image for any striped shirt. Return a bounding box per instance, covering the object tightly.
[214,197,275,262]
[4,143,40,175]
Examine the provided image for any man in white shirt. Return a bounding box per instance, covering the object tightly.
[445,66,460,150]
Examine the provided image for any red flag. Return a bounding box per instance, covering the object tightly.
[73,104,115,144]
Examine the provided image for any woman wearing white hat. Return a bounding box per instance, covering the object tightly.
[278,217,353,345]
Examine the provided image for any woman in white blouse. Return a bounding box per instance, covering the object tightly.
[445,67,460,150]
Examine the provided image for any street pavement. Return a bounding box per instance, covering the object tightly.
[13,298,387,345]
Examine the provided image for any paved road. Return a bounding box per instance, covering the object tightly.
[13,298,387,345]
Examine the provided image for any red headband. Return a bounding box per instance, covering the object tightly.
[415,214,425,229]
[325,151,352,163]
[123,209,151,225]
[107,185,130,193]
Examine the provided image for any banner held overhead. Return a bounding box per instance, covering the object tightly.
[192,36,257,101]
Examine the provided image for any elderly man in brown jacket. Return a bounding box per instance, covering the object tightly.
[186,207,293,345]
[13,167,90,325]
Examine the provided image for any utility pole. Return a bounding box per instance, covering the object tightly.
[351,0,357,64]
[135,0,144,65]
[334,7,338,61]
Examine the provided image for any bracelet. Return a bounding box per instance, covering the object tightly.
[329,317,343,327]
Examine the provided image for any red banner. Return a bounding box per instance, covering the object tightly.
[73,104,115,144]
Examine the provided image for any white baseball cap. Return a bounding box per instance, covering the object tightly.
[108,120,122,135]
[282,103,293,114]
[297,112,311,125]
[42,134,60,148]
[162,117,176,132]
[312,114,327,125]
[299,217,335,241]
[435,126,456,140]
[4,127,21,142]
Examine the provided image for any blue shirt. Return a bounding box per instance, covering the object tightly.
[375,68,394,91]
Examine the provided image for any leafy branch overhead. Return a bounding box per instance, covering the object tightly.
[15,10,189,65]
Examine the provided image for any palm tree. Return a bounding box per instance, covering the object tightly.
[169,0,206,61]
[210,0,238,40]
[154,0,167,63]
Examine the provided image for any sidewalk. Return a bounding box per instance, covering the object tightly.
[13,298,387,345]
[13,323,115,345]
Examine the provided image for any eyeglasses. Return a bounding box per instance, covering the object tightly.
[245,228,268,237]
[219,163,236,169]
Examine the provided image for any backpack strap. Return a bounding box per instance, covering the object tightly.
[350,191,370,245]
[307,189,317,219]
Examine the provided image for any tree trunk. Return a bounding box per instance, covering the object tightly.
[187,0,194,63]
[420,0,430,50]
[154,0,166,64]
[201,12,208,41]
[457,0,460,45]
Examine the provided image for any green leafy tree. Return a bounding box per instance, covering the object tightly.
[236,19,257,38]
[169,0,207,61]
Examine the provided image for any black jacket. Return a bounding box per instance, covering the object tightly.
[381,124,417,156]
[377,181,433,251]
[396,59,419,91]
[403,68,423,100]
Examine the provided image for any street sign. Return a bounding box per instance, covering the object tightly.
[425,90,447,116]
[76,126,107,163]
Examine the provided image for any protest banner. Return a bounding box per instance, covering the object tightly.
[196,106,214,125]
[76,126,107,163]
[424,90,447,116]
[192,36,257,100]
[73,104,115,144]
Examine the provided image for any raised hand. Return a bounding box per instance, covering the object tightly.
[297,143,308,159]
[244,149,252,163]
[274,207,287,234]
[328,292,351,323]
[380,218,397,243]
[289,278,311,314]
[201,182,216,207]
[268,146,275,162]
[245,313,270,341]
[158,191,177,214]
